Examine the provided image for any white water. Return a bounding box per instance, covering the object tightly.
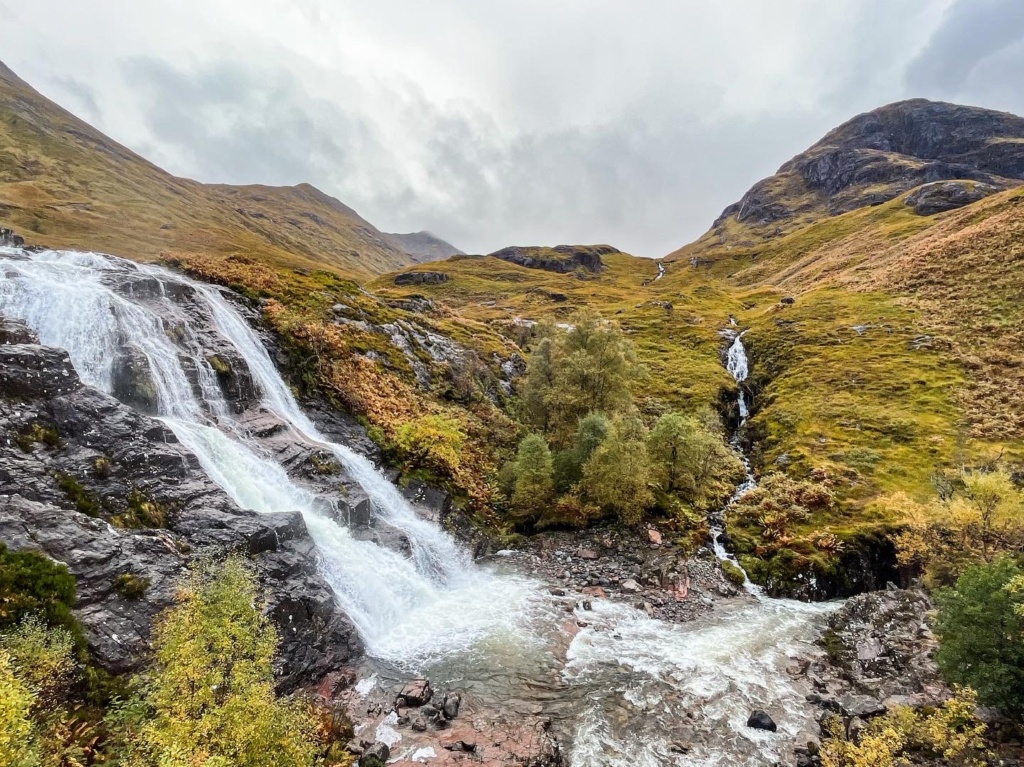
[0,247,538,665]
[1,247,837,765]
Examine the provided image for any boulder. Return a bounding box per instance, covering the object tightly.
[398,679,433,707]
[358,742,389,767]
[0,316,38,345]
[905,180,999,215]
[393,271,449,286]
[0,228,24,247]
[746,710,777,732]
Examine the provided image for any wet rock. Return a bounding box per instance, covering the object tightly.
[358,742,390,767]
[836,694,886,719]
[398,679,433,707]
[442,692,461,720]
[746,710,778,732]
[0,228,25,247]
[0,316,37,345]
[621,578,641,593]
[0,340,361,689]
[0,345,82,399]
[111,344,159,413]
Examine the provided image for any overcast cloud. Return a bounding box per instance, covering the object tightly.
[4,0,1024,256]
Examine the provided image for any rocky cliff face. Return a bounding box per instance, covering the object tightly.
[675,99,1024,254]
[0,316,361,690]
[489,244,616,273]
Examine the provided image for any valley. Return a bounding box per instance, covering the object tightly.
[1,56,1023,767]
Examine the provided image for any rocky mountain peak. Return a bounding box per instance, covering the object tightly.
[675,98,1024,257]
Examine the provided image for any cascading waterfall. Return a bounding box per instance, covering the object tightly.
[1,247,839,766]
[0,247,538,665]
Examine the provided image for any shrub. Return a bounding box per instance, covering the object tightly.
[648,411,743,506]
[121,557,323,767]
[0,616,76,713]
[731,473,833,548]
[15,422,61,453]
[55,473,104,518]
[0,544,78,640]
[112,489,167,529]
[0,650,36,767]
[394,414,467,478]
[113,573,150,600]
[580,422,653,526]
[892,469,1024,586]
[820,687,985,767]
[934,557,1024,716]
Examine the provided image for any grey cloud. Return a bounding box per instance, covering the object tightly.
[906,0,1024,98]
[8,0,1023,256]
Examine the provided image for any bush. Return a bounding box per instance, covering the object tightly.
[934,557,1024,716]
[0,544,78,640]
[394,414,467,478]
[0,650,36,767]
[113,573,150,600]
[580,422,653,526]
[820,687,985,767]
[121,557,323,767]
[648,411,743,507]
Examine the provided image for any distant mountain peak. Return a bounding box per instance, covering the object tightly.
[385,231,465,263]
[670,98,1024,259]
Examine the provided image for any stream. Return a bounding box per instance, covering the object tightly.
[0,248,837,766]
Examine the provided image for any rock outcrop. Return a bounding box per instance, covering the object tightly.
[489,244,617,274]
[678,99,1024,252]
[0,329,361,689]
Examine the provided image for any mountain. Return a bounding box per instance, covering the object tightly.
[0,60,414,278]
[385,230,464,262]
[670,99,1024,263]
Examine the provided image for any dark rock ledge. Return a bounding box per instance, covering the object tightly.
[0,316,360,690]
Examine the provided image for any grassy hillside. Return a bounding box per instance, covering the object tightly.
[0,60,413,278]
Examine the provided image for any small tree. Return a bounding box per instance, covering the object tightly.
[126,557,321,767]
[553,412,612,491]
[648,411,742,504]
[511,434,555,521]
[520,333,556,433]
[934,557,1024,716]
[581,423,653,526]
[892,468,1024,586]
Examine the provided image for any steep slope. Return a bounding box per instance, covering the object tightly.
[670,99,1024,264]
[651,101,1024,591]
[385,230,464,262]
[0,60,411,278]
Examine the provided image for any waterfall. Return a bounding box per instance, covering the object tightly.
[709,329,759,591]
[0,247,536,665]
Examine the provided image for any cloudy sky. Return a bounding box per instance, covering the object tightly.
[4,0,1024,256]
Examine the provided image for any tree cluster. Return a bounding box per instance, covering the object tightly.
[503,313,742,529]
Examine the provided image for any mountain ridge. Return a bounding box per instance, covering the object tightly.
[669,98,1024,263]
[0,59,420,277]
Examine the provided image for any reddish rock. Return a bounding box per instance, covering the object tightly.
[648,528,663,545]
[398,679,433,707]
[581,586,607,598]
[578,548,599,560]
